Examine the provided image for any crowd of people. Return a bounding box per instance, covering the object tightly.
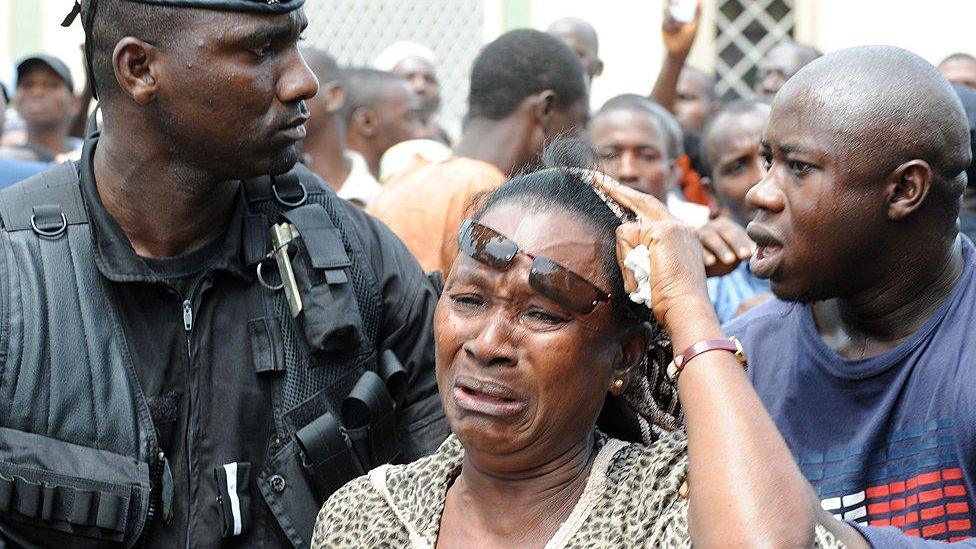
[0,0,973,547]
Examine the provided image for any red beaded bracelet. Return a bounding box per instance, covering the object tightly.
[667,336,747,382]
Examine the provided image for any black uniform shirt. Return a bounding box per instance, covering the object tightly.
[74,139,448,547]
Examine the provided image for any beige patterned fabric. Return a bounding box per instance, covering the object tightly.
[311,431,846,548]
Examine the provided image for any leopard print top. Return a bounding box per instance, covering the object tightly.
[311,431,846,548]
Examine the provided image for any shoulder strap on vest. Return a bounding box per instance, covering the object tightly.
[0,162,160,543]
[0,162,154,456]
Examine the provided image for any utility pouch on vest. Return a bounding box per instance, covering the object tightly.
[294,413,363,500]
[0,427,151,545]
[279,205,365,359]
[293,351,408,500]
[342,372,399,469]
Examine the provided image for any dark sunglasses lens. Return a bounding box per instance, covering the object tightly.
[530,256,604,315]
[460,220,518,269]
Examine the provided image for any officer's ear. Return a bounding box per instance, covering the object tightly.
[113,37,160,105]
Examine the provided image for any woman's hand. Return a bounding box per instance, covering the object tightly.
[594,176,714,332]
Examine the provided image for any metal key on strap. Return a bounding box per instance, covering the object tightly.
[257,222,304,317]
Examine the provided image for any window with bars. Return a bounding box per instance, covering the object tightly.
[714,0,795,101]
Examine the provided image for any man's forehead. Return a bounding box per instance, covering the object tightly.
[550,30,597,57]
[395,56,435,75]
[942,57,976,70]
[677,71,708,94]
[112,0,305,13]
[204,10,306,51]
[765,92,837,154]
[761,46,804,74]
[711,112,767,152]
[482,206,605,285]
[590,110,665,145]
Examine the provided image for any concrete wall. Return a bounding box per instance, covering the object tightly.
[796,0,976,66]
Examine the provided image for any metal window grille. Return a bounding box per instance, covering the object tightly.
[303,0,486,137]
[714,0,795,101]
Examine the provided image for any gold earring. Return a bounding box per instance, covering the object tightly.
[612,378,624,391]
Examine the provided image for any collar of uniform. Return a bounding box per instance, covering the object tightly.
[79,135,253,284]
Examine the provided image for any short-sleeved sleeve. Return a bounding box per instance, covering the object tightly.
[311,475,400,548]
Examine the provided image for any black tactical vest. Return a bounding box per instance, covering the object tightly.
[0,159,406,547]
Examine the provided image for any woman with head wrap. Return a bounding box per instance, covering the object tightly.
[311,142,867,548]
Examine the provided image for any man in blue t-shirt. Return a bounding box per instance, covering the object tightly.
[726,46,976,547]
[0,157,48,189]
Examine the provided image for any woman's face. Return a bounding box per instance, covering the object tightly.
[434,202,626,471]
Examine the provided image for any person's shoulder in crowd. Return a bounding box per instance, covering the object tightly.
[961,214,976,244]
[722,292,795,335]
[367,156,507,274]
[0,156,51,189]
[376,156,505,197]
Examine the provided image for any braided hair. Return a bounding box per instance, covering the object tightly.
[471,139,682,444]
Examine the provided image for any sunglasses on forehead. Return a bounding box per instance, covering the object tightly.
[457,219,613,315]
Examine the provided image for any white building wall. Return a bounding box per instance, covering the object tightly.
[797,0,976,66]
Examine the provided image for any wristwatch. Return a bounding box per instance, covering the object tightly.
[667,336,747,382]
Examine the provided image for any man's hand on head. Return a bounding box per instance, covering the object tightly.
[698,216,754,277]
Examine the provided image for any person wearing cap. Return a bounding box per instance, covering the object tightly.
[0,81,51,187]
[4,55,83,163]
[0,0,448,547]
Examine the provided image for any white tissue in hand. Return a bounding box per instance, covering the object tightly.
[624,245,653,307]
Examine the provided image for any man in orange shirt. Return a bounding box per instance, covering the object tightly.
[368,29,589,275]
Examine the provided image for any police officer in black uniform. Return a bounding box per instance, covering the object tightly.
[0,0,448,547]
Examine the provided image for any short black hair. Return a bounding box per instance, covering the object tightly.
[596,94,683,160]
[343,67,408,120]
[83,0,192,103]
[699,99,770,178]
[468,29,587,121]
